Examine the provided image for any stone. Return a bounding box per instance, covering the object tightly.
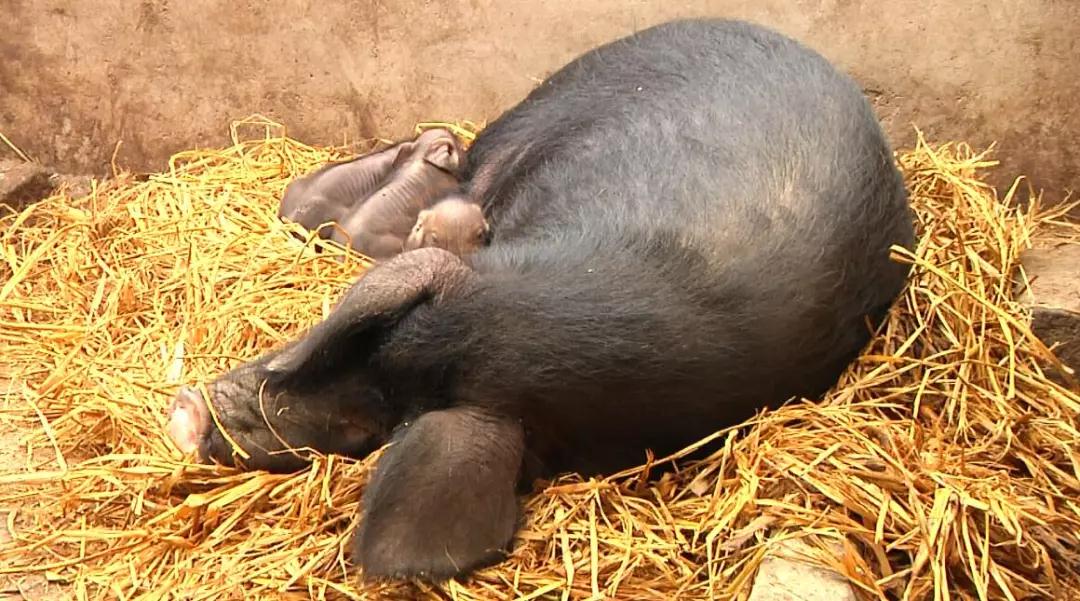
[0,159,53,212]
[1016,238,1080,380]
[747,539,858,601]
[49,172,95,199]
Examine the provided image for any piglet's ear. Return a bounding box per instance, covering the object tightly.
[424,139,461,174]
[390,141,417,170]
[264,247,476,378]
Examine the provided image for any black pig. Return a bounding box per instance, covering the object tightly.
[167,18,914,581]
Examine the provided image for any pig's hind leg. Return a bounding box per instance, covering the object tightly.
[352,405,524,580]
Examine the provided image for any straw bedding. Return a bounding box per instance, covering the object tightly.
[1,116,1078,600]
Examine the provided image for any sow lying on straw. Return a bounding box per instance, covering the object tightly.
[1,117,1078,600]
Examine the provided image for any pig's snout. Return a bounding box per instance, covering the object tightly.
[167,386,211,457]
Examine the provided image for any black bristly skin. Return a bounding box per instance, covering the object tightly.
[187,18,915,581]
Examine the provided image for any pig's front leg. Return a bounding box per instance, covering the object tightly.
[352,405,523,580]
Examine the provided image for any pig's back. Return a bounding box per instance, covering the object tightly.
[466,18,910,268]
[450,19,912,469]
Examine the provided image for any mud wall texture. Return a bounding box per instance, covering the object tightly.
[2,0,1078,199]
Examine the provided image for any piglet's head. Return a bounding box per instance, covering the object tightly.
[166,247,478,473]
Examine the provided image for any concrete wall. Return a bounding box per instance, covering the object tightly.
[2,0,1078,198]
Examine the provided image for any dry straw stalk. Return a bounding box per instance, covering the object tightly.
[1,116,1078,600]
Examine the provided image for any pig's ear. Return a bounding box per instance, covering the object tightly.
[390,140,418,169]
[352,405,523,580]
[413,209,432,230]
[423,137,462,174]
[264,247,476,378]
[401,210,432,252]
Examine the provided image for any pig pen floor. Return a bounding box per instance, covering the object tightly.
[1,117,1079,601]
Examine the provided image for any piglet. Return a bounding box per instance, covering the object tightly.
[278,139,411,240]
[327,133,487,260]
[400,193,490,257]
[280,128,485,260]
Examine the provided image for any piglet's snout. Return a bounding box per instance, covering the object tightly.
[167,386,211,457]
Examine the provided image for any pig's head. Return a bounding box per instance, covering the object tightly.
[168,247,526,582]
[166,351,393,473]
[404,196,490,257]
[166,247,478,473]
